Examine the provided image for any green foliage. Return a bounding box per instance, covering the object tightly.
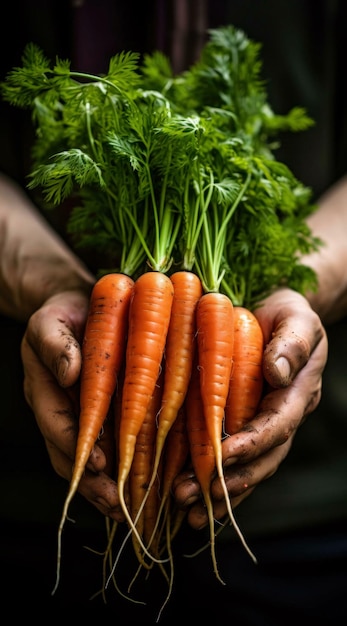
[0,25,321,307]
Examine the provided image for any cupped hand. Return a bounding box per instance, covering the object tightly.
[173,288,328,529]
[21,289,125,523]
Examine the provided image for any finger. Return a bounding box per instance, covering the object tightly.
[222,327,328,468]
[45,441,125,522]
[255,289,326,387]
[182,328,327,519]
[172,332,325,508]
[213,436,293,503]
[25,290,90,388]
[21,335,106,473]
[172,470,201,508]
[172,414,292,512]
[188,437,292,529]
[185,488,256,530]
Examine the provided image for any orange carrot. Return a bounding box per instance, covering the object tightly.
[116,270,174,558]
[112,362,125,473]
[151,404,190,559]
[150,403,190,622]
[196,292,256,563]
[186,357,224,583]
[99,408,116,478]
[225,306,264,435]
[143,452,163,558]
[160,404,190,518]
[145,270,202,505]
[196,292,234,476]
[53,272,134,593]
[129,371,163,567]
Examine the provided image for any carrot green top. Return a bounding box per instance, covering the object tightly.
[0,25,321,309]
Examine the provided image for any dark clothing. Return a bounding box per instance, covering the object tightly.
[1,1,347,622]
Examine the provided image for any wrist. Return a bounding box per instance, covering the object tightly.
[0,250,94,322]
[0,174,94,321]
[303,176,347,324]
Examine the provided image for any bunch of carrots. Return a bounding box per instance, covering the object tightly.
[61,267,264,611]
[63,192,266,602]
[1,24,322,614]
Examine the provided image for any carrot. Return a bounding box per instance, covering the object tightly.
[116,270,174,560]
[196,292,234,477]
[186,357,224,583]
[112,362,125,473]
[99,408,117,478]
[196,292,256,563]
[150,404,190,561]
[225,306,264,435]
[160,404,190,522]
[129,371,163,568]
[144,271,202,507]
[125,270,201,566]
[142,452,163,559]
[149,403,190,623]
[95,368,125,605]
[53,272,134,593]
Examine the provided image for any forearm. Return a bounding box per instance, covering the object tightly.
[0,173,94,321]
[304,175,347,324]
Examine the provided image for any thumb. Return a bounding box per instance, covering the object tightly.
[24,290,90,387]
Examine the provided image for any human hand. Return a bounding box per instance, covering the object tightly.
[172,288,328,529]
[21,289,125,523]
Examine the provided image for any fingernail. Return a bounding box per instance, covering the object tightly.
[96,497,112,509]
[58,356,69,382]
[274,356,291,382]
[224,456,238,467]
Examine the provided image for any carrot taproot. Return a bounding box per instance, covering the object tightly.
[158,271,203,446]
[225,306,264,435]
[148,404,190,562]
[148,405,190,623]
[142,452,163,561]
[143,271,202,510]
[116,270,174,561]
[185,356,224,583]
[53,272,134,593]
[127,456,164,597]
[129,371,163,568]
[160,404,190,521]
[99,409,117,478]
[112,362,125,473]
[196,292,256,563]
[102,364,124,592]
